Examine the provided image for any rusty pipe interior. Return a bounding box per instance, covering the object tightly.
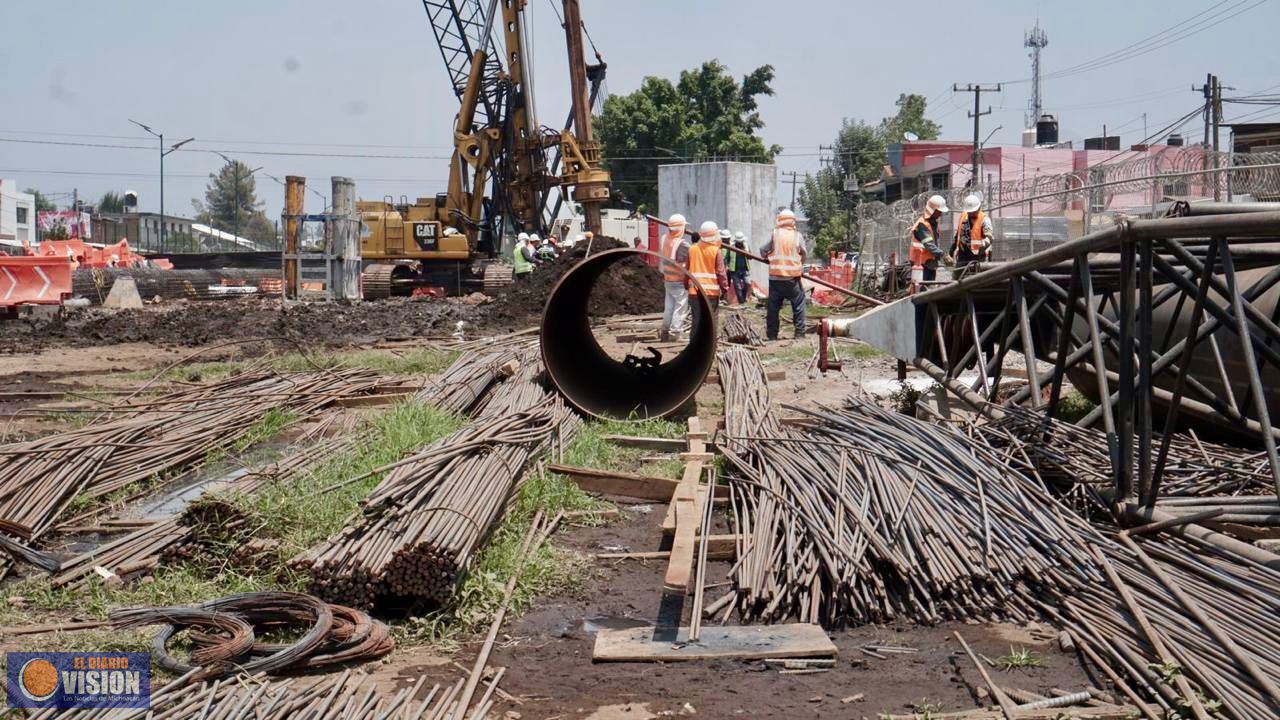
[540,248,716,419]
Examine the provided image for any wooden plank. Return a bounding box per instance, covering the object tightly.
[592,624,836,662]
[335,392,412,408]
[614,333,659,343]
[663,462,707,533]
[601,435,686,452]
[678,451,715,463]
[663,480,700,591]
[549,464,678,501]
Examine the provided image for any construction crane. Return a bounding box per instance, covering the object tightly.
[359,0,610,298]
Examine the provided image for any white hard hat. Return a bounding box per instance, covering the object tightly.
[530,233,541,242]
[668,213,686,226]
[734,231,745,240]
[699,220,719,236]
[718,228,731,240]
[962,194,982,213]
[927,194,950,214]
[777,209,796,221]
[518,232,530,242]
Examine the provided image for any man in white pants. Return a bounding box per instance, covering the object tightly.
[659,213,691,341]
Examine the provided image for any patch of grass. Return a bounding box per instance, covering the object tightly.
[994,646,1043,670]
[394,467,603,645]
[1055,389,1097,424]
[559,417,686,477]
[227,401,464,568]
[132,347,459,385]
[0,564,287,628]
[205,408,298,466]
[849,341,885,360]
[760,342,815,366]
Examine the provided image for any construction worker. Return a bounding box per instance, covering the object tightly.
[536,235,558,262]
[728,231,750,304]
[512,232,535,280]
[687,220,730,338]
[951,193,993,266]
[659,214,691,342]
[909,195,951,285]
[761,209,807,340]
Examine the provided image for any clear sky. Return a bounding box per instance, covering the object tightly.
[3,0,1277,221]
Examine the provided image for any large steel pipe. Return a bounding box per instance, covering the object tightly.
[541,248,715,419]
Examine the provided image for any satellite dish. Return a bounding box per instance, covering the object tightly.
[903,131,920,142]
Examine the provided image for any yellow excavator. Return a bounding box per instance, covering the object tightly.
[359,0,610,299]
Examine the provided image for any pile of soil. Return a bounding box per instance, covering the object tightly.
[0,296,485,352]
[486,237,664,326]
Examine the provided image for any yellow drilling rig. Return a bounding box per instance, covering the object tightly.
[360,0,610,298]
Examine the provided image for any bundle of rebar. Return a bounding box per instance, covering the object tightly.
[716,347,1280,715]
[0,369,380,578]
[26,666,508,720]
[981,406,1275,496]
[721,310,763,347]
[414,347,524,415]
[49,420,371,589]
[72,267,282,304]
[718,363,1101,625]
[296,348,580,610]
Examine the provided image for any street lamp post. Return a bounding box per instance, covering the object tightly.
[130,119,193,253]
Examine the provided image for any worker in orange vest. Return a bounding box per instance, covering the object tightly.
[686,220,730,338]
[908,195,951,286]
[951,193,993,266]
[659,214,691,342]
[762,209,807,340]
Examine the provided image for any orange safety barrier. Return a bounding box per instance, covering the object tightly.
[31,239,151,269]
[0,256,74,307]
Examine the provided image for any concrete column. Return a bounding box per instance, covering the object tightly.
[330,176,361,301]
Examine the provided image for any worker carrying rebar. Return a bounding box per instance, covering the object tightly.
[688,220,730,338]
[762,209,807,340]
[725,230,750,305]
[950,193,992,266]
[659,214,691,342]
[909,195,952,285]
[513,232,535,280]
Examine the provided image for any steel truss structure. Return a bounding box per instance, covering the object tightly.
[911,209,1280,504]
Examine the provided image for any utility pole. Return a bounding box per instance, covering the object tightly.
[954,83,1001,188]
[781,171,801,209]
[1194,74,1215,148]
[1212,74,1223,201]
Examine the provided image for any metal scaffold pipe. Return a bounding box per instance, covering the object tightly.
[540,248,716,419]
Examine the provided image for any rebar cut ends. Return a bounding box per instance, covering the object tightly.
[540,248,716,419]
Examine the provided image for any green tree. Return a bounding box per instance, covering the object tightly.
[25,188,56,212]
[798,93,940,257]
[98,191,125,214]
[192,161,275,246]
[595,60,782,212]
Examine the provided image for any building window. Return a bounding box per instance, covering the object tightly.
[15,207,27,225]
